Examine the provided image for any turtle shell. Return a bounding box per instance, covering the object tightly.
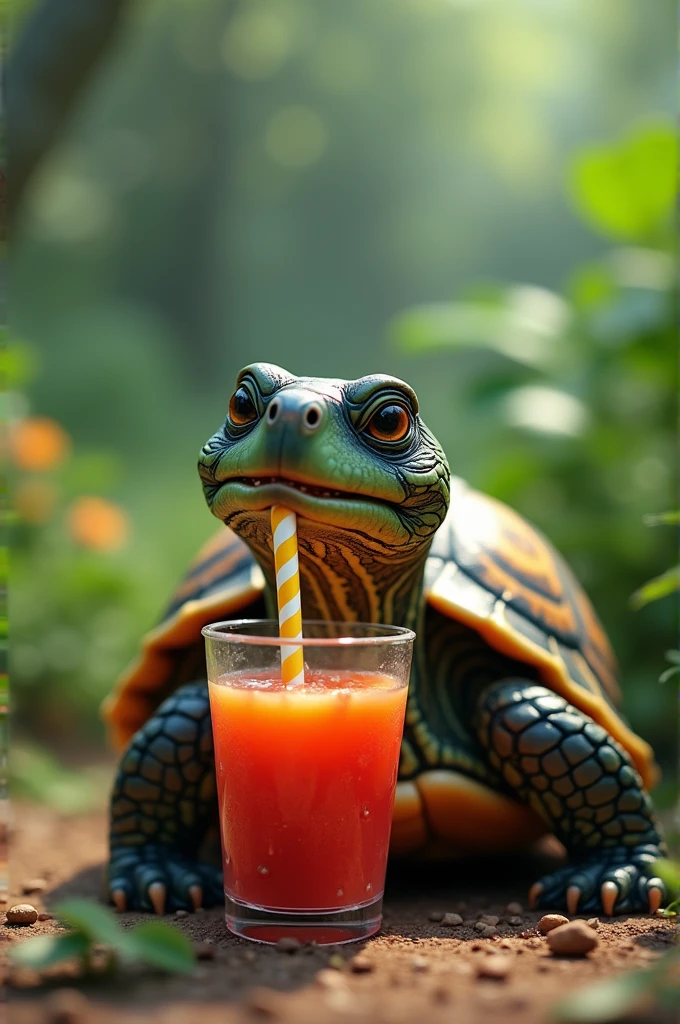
[102,477,658,799]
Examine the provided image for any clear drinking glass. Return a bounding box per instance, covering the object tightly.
[202,619,414,945]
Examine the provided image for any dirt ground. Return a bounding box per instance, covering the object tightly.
[2,803,677,1024]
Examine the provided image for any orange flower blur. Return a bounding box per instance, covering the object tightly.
[67,497,130,551]
[10,417,71,472]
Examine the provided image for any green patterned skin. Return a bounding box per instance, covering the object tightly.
[107,364,666,916]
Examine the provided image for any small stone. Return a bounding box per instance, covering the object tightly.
[432,985,451,1004]
[547,920,599,957]
[175,909,188,918]
[507,916,524,927]
[6,904,38,925]
[538,914,570,935]
[21,879,47,896]
[475,923,499,937]
[316,968,348,990]
[247,987,279,1017]
[428,910,445,922]
[441,912,463,927]
[194,942,215,960]
[587,918,600,930]
[349,955,373,973]
[328,953,345,970]
[463,918,476,927]
[45,988,90,1024]
[477,914,500,926]
[276,937,301,953]
[506,901,523,916]
[476,955,511,981]
[411,955,428,972]
[37,912,54,922]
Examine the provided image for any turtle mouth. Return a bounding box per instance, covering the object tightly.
[230,475,364,502]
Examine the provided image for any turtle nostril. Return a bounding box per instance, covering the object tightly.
[305,406,320,428]
[267,399,280,425]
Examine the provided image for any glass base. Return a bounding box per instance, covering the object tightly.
[225,891,383,945]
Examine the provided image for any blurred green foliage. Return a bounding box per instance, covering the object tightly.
[392,120,677,781]
[8,1,677,797]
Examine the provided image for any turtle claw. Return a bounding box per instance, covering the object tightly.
[111,889,127,913]
[528,882,543,909]
[647,882,664,915]
[531,844,667,916]
[566,885,581,916]
[600,881,618,917]
[108,844,223,913]
[148,882,167,916]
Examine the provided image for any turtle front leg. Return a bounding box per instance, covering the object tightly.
[107,682,223,914]
[475,680,667,916]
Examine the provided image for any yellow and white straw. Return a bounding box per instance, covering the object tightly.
[271,505,305,687]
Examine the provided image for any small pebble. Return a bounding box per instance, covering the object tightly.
[6,904,38,925]
[506,901,523,916]
[411,956,428,972]
[547,920,599,957]
[276,937,301,953]
[37,912,54,922]
[21,879,47,896]
[45,988,90,1024]
[507,916,524,927]
[316,968,348,990]
[428,910,445,922]
[195,942,215,960]
[476,955,511,981]
[247,987,279,1017]
[587,918,600,930]
[538,914,570,935]
[175,909,189,918]
[477,914,500,926]
[441,912,463,927]
[349,955,374,973]
[476,924,499,938]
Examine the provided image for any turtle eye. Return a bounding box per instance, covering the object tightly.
[365,403,411,443]
[228,387,257,426]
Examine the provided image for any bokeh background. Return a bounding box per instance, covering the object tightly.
[8,0,678,813]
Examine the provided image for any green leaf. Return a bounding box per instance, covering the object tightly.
[659,666,680,685]
[569,122,676,240]
[653,859,680,896]
[630,566,680,609]
[129,921,196,974]
[554,971,652,1023]
[52,899,134,952]
[390,286,570,369]
[643,511,680,526]
[10,932,91,970]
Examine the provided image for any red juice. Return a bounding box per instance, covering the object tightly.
[208,669,407,912]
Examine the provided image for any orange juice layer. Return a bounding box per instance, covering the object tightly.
[209,669,407,911]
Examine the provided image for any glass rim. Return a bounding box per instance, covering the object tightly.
[201,618,416,648]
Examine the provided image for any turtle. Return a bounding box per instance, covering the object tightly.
[103,362,667,918]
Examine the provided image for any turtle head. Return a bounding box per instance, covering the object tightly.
[199,363,449,621]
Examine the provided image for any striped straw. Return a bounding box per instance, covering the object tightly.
[271,505,305,687]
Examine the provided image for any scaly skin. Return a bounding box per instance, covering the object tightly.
[107,363,667,915]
